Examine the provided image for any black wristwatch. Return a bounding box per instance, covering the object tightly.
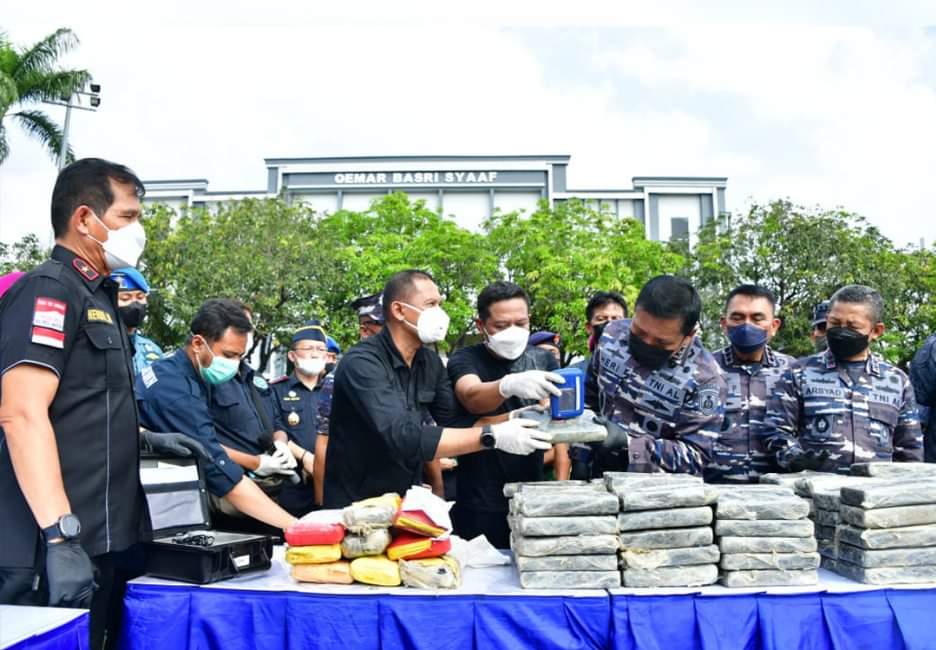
[480,424,496,449]
[42,514,81,542]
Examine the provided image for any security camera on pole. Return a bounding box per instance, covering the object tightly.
[41,80,102,170]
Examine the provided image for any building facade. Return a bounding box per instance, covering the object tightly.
[143,154,727,243]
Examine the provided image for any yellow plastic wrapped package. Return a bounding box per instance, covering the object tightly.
[342,493,402,533]
[350,555,401,586]
[399,556,462,590]
[291,561,354,584]
[285,544,342,565]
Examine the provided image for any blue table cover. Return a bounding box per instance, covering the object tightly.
[2,609,88,650]
[120,581,936,650]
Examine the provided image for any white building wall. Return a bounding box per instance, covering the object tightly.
[296,193,338,215]
[404,192,443,212]
[657,194,701,242]
[492,191,541,216]
[341,192,385,212]
[442,192,491,231]
[617,199,636,219]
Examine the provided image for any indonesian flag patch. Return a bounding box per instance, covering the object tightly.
[32,297,67,348]
[31,326,65,349]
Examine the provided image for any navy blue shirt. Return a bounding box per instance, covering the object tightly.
[208,362,275,454]
[271,373,326,515]
[135,349,244,496]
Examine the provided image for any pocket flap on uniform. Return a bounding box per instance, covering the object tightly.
[84,324,122,350]
[417,389,436,405]
[868,402,899,428]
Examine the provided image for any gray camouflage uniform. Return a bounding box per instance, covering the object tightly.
[706,345,795,483]
[762,350,923,473]
[585,319,727,475]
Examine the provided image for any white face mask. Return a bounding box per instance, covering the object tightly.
[484,325,530,361]
[87,213,147,270]
[399,302,450,344]
[296,357,326,377]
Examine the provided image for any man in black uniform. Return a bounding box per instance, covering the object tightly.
[323,270,551,508]
[447,281,563,548]
[270,322,331,515]
[0,159,151,647]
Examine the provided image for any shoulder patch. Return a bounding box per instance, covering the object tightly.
[253,375,269,390]
[141,365,158,389]
[33,297,66,332]
[87,308,114,324]
[698,386,719,416]
[270,375,289,385]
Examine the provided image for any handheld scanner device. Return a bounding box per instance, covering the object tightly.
[550,367,585,420]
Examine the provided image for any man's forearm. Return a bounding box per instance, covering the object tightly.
[224,477,297,529]
[3,412,71,528]
[313,435,328,506]
[435,427,484,458]
[221,444,260,471]
[456,380,506,415]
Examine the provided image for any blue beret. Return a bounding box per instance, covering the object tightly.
[326,336,341,354]
[291,321,327,346]
[529,331,560,347]
[111,267,150,293]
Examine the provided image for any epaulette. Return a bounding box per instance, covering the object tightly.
[270,374,290,385]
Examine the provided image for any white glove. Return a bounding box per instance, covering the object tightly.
[498,370,564,400]
[255,443,297,477]
[491,418,553,455]
[273,440,298,469]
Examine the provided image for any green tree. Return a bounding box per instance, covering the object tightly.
[0,232,47,274]
[315,192,499,352]
[683,199,931,364]
[0,28,90,164]
[140,198,336,370]
[485,199,685,365]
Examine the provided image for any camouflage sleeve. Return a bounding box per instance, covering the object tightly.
[894,378,924,462]
[317,374,334,436]
[663,365,727,475]
[761,365,803,468]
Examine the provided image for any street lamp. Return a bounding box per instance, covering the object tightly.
[42,81,102,170]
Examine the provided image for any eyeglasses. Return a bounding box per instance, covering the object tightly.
[294,346,327,354]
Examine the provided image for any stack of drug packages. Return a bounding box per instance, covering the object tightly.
[825,462,936,585]
[713,483,819,587]
[609,473,720,588]
[793,474,871,564]
[285,488,461,589]
[507,481,621,589]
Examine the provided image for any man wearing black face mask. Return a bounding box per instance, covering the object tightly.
[707,285,795,483]
[111,267,164,376]
[763,284,922,474]
[584,275,727,476]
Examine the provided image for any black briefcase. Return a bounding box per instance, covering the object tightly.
[140,455,274,584]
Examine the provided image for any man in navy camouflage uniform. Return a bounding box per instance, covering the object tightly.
[585,275,727,475]
[763,285,922,474]
[706,285,795,483]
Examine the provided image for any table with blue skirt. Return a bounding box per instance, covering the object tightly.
[0,606,88,650]
[119,547,936,650]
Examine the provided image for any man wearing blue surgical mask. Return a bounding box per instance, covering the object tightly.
[135,298,297,531]
[706,285,795,483]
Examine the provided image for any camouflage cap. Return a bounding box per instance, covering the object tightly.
[811,301,830,326]
[350,292,384,323]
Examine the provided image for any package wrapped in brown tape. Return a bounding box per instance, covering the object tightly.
[291,561,354,584]
[399,556,462,589]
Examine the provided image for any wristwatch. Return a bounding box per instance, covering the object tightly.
[42,514,81,542]
[480,424,496,449]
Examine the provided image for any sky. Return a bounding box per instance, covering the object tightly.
[3,1,936,247]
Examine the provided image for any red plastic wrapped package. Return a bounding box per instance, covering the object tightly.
[285,520,346,546]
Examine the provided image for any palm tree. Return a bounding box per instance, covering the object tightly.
[0,28,91,165]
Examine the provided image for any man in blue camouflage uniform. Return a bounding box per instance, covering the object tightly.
[585,275,727,475]
[706,285,795,483]
[111,267,163,375]
[763,285,922,474]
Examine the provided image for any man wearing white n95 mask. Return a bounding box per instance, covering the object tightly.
[323,270,549,508]
[447,281,564,548]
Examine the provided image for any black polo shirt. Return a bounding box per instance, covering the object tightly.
[323,327,462,508]
[447,344,558,513]
[0,246,147,568]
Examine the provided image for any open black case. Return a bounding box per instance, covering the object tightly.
[140,455,273,584]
